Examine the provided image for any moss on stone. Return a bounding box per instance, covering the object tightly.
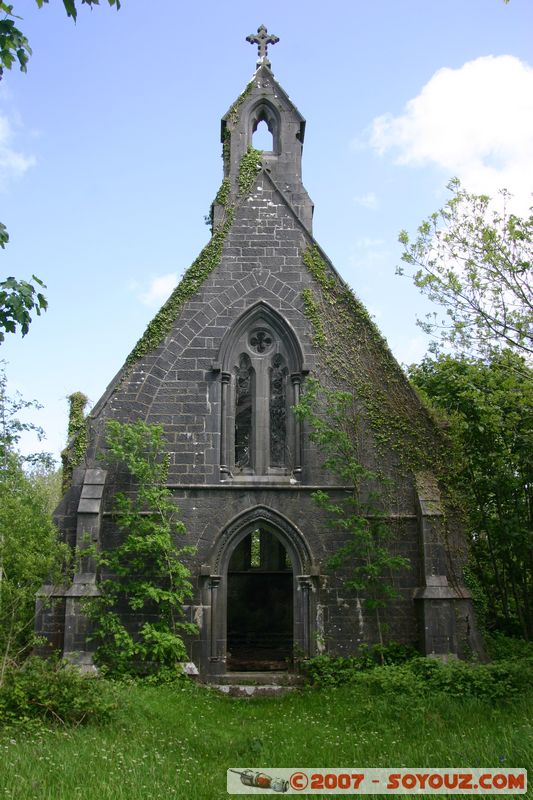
[124,148,263,369]
[222,127,231,164]
[61,391,89,492]
[125,221,232,368]
[227,80,254,125]
[301,245,451,478]
[302,287,325,347]
[214,177,231,207]
[237,147,262,197]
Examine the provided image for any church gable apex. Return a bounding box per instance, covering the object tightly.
[219,63,313,232]
[221,66,306,128]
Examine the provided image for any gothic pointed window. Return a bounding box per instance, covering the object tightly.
[249,102,280,154]
[217,304,304,481]
[252,119,274,152]
[235,354,254,469]
[270,354,288,468]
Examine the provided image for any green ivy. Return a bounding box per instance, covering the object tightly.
[227,80,254,125]
[301,245,451,479]
[222,127,231,164]
[302,288,325,347]
[125,147,263,368]
[61,391,88,492]
[300,245,470,596]
[87,420,196,676]
[237,146,262,196]
[294,379,411,641]
[221,80,254,167]
[214,177,230,207]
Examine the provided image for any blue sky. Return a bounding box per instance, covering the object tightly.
[1,0,532,460]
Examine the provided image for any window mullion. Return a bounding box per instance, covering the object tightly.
[254,357,269,474]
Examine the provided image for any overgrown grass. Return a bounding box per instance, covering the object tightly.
[0,677,531,799]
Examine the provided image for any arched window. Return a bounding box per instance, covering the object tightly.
[248,101,280,154]
[252,119,274,152]
[270,353,288,468]
[216,304,305,481]
[235,354,254,469]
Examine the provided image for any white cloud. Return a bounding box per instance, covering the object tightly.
[0,112,35,190]
[138,273,178,307]
[354,191,378,210]
[368,55,533,212]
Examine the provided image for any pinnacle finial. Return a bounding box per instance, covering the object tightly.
[246,24,279,68]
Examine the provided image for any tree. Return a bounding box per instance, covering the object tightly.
[0,275,48,344]
[398,179,532,359]
[0,358,49,463]
[408,351,533,639]
[0,0,121,342]
[0,453,66,681]
[88,420,196,676]
[0,363,66,681]
[294,379,410,648]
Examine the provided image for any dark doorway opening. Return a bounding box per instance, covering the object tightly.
[227,529,293,671]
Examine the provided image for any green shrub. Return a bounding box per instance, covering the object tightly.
[0,657,118,726]
[484,632,533,661]
[302,643,418,685]
[303,652,533,701]
[88,421,196,677]
[414,657,533,700]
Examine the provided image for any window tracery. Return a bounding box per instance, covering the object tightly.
[270,353,288,468]
[235,354,254,469]
[217,304,305,481]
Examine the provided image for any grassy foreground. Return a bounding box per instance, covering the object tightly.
[0,680,531,800]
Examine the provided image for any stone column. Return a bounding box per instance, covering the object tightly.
[297,575,312,657]
[413,471,468,659]
[63,468,107,672]
[291,373,302,477]
[208,575,222,663]
[220,372,231,476]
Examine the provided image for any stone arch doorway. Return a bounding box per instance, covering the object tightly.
[204,507,316,677]
[227,527,293,670]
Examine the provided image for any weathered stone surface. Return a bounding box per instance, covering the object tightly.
[39,56,484,680]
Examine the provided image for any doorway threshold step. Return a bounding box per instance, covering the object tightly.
[212,683,299,698]
[215,671,303,686]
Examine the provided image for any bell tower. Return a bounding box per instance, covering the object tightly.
[212,26,314,232]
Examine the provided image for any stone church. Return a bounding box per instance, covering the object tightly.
[37,27,482,680]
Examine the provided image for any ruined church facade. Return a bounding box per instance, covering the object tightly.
[37,29,482,679]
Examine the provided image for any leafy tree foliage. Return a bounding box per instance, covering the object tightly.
[0,275,47,344]
[0,359,50,463]
[89,420,195,676]
[399,179,532,358]
[0,363,66,682]
[409,351,533,639]
[0,454,67,681]
[294,379,410,647]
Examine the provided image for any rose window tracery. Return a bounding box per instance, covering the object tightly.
[249,329,273,354]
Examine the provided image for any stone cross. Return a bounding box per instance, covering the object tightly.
[246,25,279,68]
